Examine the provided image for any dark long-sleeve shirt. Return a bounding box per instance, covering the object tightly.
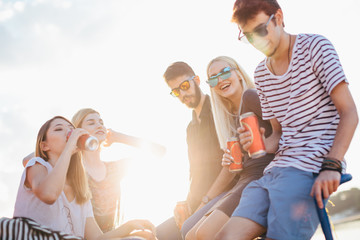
[185,95,224,212]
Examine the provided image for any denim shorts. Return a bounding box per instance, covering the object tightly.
[232,167,319,240]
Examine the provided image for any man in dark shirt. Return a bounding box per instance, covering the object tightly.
[156,62,226,240]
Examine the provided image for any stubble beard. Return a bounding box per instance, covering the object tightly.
[184,82,201,109]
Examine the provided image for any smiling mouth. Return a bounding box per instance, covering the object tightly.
[220,83,231,90]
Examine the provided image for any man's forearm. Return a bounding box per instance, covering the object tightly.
[327,110,358,160]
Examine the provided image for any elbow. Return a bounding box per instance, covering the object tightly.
[347,107,359,130]
[354,109,359,128]
[34,189,60,205]
[40,193,59,205]
[340,104,359,129]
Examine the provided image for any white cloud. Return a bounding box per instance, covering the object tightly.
[0,181,9,202]
[54,0,72,9]
[13,1,25,12]
[33,22,60,36]
[0,9,13,22]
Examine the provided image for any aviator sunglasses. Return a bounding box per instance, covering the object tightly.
[206,67,234,88]
[238,14,274,43]
[170,76,195,97]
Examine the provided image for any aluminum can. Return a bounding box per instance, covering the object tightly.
[227,137,243,172]
[239,112,266,158]
[67,130,99,151]
[174,201,191,229]
[77,134,99,151]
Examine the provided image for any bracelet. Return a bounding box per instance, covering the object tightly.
[320,157,342,174]
[202,196,211,204]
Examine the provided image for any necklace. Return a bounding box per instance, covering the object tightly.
[269,34,292,75]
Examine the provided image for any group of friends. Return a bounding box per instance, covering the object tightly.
[0,0,358,239]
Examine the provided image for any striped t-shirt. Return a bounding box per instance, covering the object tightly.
[255,33,348,173]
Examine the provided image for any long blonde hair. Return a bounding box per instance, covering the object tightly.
[35,116,91,204]
[72,108,123,228]
[72,108,99,128]
[207,56,255,149]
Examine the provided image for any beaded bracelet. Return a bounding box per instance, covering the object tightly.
[319,157,342,174]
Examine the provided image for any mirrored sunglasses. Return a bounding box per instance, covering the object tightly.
[206,67,233,88]
[170,76,194,97]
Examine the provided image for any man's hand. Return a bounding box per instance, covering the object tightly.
[310,170,341,209]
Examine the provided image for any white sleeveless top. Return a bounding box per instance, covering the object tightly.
[13,157,93,237]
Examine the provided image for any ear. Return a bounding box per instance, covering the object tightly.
[194,75,200,85]
[274,9,284,27]
[40,141,50,152]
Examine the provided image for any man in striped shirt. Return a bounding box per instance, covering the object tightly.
[216,0,358,239]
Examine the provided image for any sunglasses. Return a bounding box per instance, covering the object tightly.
[206,67,234,88]
[238,14,274,43]
[170,76,195,97]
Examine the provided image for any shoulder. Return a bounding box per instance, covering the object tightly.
[25,157,50,189]
[243,88,258,98]
[241,89,262,116]
[298,33,332,50]
[242,89,259,103]
[26,157,51,171]
[186,116,196,133]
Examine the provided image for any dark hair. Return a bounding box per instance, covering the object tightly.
[232,0,281,25]
[163,61,195,83]
[35,116,71,161]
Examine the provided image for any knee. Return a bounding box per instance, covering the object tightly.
[214,229,231,240]
[195,226,211,240]
[185,228,196,240]
[130,230,156,240]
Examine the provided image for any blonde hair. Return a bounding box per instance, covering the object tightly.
[35,116,91,205]
[207,56,255,149]
[72,108,99,128]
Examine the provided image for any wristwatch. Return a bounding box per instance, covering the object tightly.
[202,196,211,204]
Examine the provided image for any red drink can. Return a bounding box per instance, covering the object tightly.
[227,137,243,172]
[239,112,266,158]
[174,201,191,229]
[66,130,99,151]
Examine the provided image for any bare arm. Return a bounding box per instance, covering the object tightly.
[27,129,86,204]
[263,118,282,153]
[103,129,166,157]
[85,217,156,240]
[27,145,73,204]
[196,165,236,211]
[23,152,35,167]
[325,82,358,161]
[311,82,358,208]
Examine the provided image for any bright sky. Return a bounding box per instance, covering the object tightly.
[0,0,359,228]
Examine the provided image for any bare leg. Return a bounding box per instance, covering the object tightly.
[195,210,229,240]
[215,217,266,240]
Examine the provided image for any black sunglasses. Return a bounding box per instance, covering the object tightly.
[238,14,274,43]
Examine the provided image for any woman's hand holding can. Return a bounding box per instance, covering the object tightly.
[221,149,233,167]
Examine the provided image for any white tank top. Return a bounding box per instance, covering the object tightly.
[13,157,93,237]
